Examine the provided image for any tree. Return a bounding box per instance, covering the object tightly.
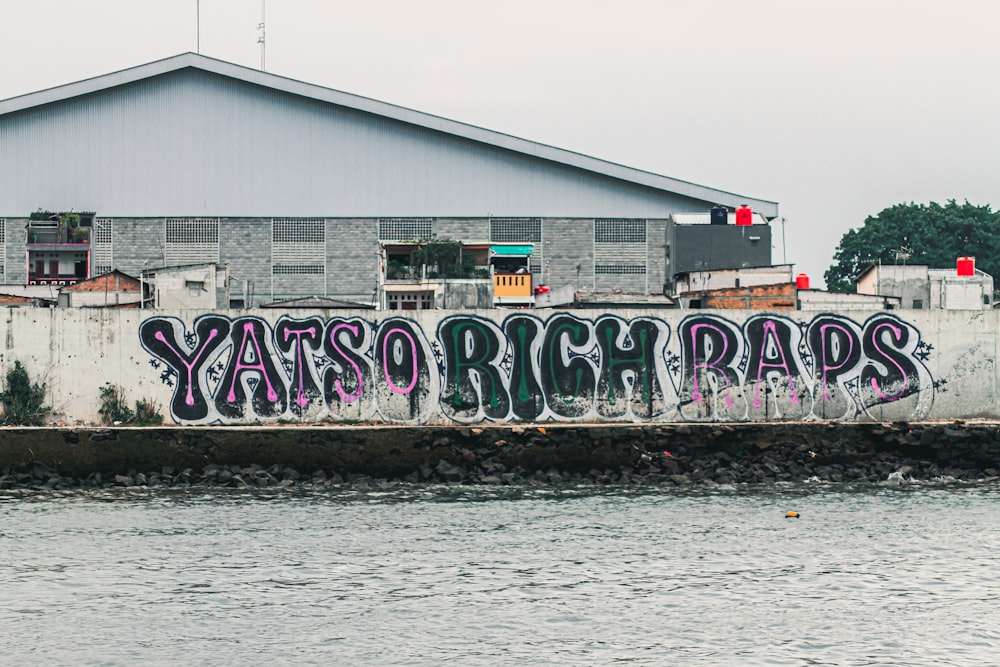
[824,200,1000,292]
[0,361,48,426]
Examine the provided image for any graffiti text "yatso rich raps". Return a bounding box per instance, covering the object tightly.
[139,313,936,425]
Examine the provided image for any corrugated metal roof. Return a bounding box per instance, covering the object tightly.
[0,53,778,218]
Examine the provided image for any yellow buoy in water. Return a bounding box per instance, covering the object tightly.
[785,511,799,519]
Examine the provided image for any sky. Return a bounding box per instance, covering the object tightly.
[3,0,1000,288]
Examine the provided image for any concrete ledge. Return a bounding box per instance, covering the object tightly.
[0,422,998,488]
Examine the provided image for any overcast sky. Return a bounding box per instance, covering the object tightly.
[3,0,999,287]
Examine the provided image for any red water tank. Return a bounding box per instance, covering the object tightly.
[735,205,753,226]
[795,273,810,290]
[957,256,975,276]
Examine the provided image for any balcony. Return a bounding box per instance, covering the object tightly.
[26,221,90,246]
[494,272,534,306]
[385,262,489,281]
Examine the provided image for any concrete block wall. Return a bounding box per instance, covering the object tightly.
[434,218,489,242]
[327,218,378,303]
[647,218,668,293]
[3,217,681,301]
[544,218,594,290]
[3,218,24,284]
[110,218,167,276]
[220,218,270,305]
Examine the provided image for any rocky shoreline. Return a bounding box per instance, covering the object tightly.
[0,421,999,490]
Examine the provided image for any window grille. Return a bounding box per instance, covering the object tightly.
[164,218,220,265]
[272,265,326,275]
[594,218,647,288]
[270,219,326,299]
[379,218,433,241]
[490,218,541,243]
[594,219,647,277]
[595,265,646,275]
[0,219,5,280]
[166,218,219,244]
[92,218,113,276]
[595,218,646,244]
[272,219,326,266]
[273,218,325,244]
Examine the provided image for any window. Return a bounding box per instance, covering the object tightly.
[166,218,218,244]
[379,218,433,241]
[92,218,112,277]
[595,219,646,244]
[594,219,647,284]
[186,280,205,296]
[272,265,325,275]
[387,292,434,310]
[595,265,647,275]
[165,218,220,265]
[273,218,324,244]
[490,218,541,243]
[912,299,923,309]
[272,219,325,274]
[271,219,326,296]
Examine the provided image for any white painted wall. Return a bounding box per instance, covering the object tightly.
[676,266,793,293]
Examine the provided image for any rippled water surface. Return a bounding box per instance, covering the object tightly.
[2,483,1000,666]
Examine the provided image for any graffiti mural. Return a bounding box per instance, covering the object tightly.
[139,312,937,425]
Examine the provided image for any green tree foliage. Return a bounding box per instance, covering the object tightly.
[0,361,48,426]
[825,200,1000,292]
[409,241,484,278]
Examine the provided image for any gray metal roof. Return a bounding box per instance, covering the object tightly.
[0,53,779,218]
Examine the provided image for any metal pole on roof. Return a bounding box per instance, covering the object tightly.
[196,0,200,54]
[780,216,787,265]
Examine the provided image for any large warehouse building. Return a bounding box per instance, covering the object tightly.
[0,53,779,307]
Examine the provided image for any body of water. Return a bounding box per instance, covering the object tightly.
[1,483,999,665]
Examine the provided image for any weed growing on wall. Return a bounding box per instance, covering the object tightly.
[99,383,163,426]
[0,361,49,426]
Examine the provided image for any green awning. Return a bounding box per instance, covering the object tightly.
[491,245,534,256]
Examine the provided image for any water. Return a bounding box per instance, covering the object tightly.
[2,483,999,666]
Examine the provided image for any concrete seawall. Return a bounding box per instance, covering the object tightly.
[2,421,998,489]
[4,306,1000,425]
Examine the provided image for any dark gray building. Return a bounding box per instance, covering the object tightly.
[0,53,778,305]
[666,212,774,291]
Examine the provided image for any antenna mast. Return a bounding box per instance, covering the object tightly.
[257,0,266,71]
[196,0,201,53]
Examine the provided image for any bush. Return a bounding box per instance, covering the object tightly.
[0,361,49,426]
[98,383,163,426]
